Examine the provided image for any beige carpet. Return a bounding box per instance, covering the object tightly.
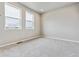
[0,38,79,57]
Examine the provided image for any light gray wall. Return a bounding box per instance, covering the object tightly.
[42,4,79,41]
[0,2,40,46]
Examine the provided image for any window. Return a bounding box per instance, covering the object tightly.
[5,3,21,29]
[25,11,34,29]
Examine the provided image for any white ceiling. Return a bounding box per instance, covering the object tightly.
[21,2,76,14]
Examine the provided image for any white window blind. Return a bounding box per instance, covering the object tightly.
[5,3,21,29]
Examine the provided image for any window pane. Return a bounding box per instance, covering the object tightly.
[5,17,21,28]
[5,3,21,18]
[26,21,33,28]
[26,11,34,21]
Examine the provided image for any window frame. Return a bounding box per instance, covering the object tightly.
[25,10,35,30]
[4,3,22,30]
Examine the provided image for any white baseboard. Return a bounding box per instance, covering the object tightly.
[0,35,41,48]
[44,35,79,44]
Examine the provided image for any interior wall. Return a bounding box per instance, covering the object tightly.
[0,2,40,46]
[42,4,79,41]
